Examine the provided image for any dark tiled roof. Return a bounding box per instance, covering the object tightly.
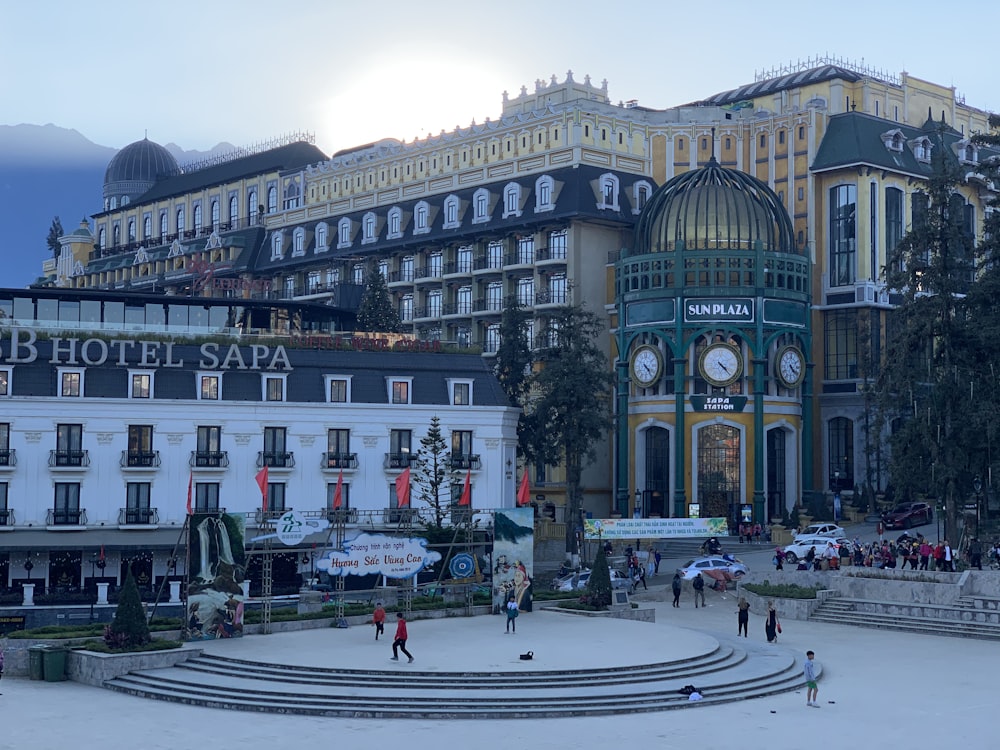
[693,65,863,107]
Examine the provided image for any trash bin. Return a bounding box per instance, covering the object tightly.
[28,645,46,681]
[42,645,68,682]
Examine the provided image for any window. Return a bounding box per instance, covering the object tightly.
[759,134,767,148]
[390,379,411,404]
[363,212,377,243]
[326,268,340,287]
[229,196,238,227]
[388,429,412,467]
[199,373,220,400]
[338,218,352,248]
[143,215,152,239]
[353,264,365,285]
[265,483,286,513]
[263,375,286,402]
[517,276,534,306]
[427,289,442,318]
[0,368,9,396]
[327,481,351,510]
[55,423,84,467]
[633,181,651,213]
[457,285,472,314]
[428,252,442,278]
[451,380,472,405]
[399,294,413,322]
[326,429,351,468]
[0,423,10,467]
[127,219,136,242]
[292,228,305,256]
[503,183,522,218]
[126,425,154,467]
[378,260,390,280]
[388,207,403,237]
[176,207,185,234]
[485,323,501,353]
[193,204,203,232]
[53,482,81,525]
[824,310,858,380]
[778,130,785,145]
[0,482,7,524]
[486,280,503,310]
[125,482,152,524]
[271,232,284,260]
[886,187,905,272]
[195,482,220,512]
[248,189,258,221]
[267,185,277,212]
[159,212,167,238]
[196,426,224,467]
[451,430,474,463]
[829,185,857,286]
[598,173,619,210]
[912,192,928,231]
[307,270,321,293]
[798,125,805,140]
[414,202,429,233]
[60,369,83,397]
[547,273,567,304]
[327,377,350,403]
[548,229,568,259]
[263,427,289,468]
[443,197,459,228]
[797,187,804,201]
[129,371,152,399]
[535,175,554,212]
[473,189,490,223]
[827,417,854,489]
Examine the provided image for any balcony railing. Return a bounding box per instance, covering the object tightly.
[47,508,87,526]
[505,252,535,266]
[535,290,569,305]
[473,298,504,313]
[0,509,15,526]
[0,448,15,467]
[257,451,295,469]
[442,302,472,316]
[190,450,230,468]
[443,261,474,275]
[388,269,415,284]
[536,245,567,262]
[120,450,161,468]
[49,450,90,468]
[384,507,419,524]
[192,506,226,515]
[450,454,482,471]
[326,508,360,524]
[450,507,474,525]
[415,265,442,280]
[474,256,503,271]
[384,453,416,469]
[118,507,160,525]
[322,452,358,470]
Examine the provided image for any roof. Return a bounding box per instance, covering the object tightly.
[692,65,864,107]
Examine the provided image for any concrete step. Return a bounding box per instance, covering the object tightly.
[810,601,1000,639]
[103,634,813,719]
[817,598,1000,624]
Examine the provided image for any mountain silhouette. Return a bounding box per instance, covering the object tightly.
[0,124,235,288]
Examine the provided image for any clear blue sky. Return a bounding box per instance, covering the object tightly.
[3,0,997,155]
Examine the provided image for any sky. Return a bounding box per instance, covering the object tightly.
[3,0,999,156]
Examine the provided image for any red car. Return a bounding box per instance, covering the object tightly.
[882,502,933,530]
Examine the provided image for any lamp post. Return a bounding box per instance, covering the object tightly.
[973,474,983,540]
[833,470,842,522]
[23,551,33,583]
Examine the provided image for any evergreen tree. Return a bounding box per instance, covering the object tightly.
[586,547,612,609]
[878,130,979,541]
[493,298,533,455]
[526,305,613,562]
[355,262,401,333]
[46,216,64,258]
[412,415,455,528]
[105,569,150,649]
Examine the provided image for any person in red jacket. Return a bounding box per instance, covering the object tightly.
[372,602,386,641]
[391,612,414,663]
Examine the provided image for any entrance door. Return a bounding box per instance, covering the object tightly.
[697,424,741,521]
[643,427,670,517]
[767,428,787,521]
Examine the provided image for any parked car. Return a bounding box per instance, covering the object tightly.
[553,569,630,592]
[677,556,749,580]
[783,536,852,564]
[795,523,846,539]
[882,502,933,530]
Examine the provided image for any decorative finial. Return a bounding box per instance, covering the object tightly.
[566,70,574,82]
[601,79,608,91]
[584,74,591,86]
[502,90,509,102]
[520,85,528,96]
[550,74,557,85]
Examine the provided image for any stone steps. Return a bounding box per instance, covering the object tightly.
[103,634,812,719]
[810,599,1000,639]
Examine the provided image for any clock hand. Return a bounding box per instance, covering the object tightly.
[717,361,730,374]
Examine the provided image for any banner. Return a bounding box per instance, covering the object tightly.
[316,533,441,578]
[492,508,534,612]
[186,512,247,641]
[583,517,729,540]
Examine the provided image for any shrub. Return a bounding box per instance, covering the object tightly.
[104,570,150,649]
[742,581,822,599]
[586,548,612,608]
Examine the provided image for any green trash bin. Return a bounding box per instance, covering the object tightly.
[28,645,46,680]
[42,645,68,682]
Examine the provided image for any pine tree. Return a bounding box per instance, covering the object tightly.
[355,262,401,333]
[412,415,455,528]
[586,547,612,609]
[105,569,150,649]
[46,216,64,258]
[526,305,613,563]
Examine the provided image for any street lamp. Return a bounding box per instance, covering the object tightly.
[833,470,842,522]
[974,475,983,539]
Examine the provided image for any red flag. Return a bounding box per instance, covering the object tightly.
[516,470,531,507]
[458,470,471,507]
[255,466,269,513]
[333,469,344,510]
[98,544,105,563]
[186,471,193,516]
[395,467,411,508]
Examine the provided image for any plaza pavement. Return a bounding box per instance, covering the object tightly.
[3,521,991,750]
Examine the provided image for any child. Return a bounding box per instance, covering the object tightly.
[804,650,819,707]
[372,602,386,641]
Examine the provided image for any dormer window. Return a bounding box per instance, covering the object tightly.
[387,207,403,238]
[414,202,429,234]
[633,180,653,214]
[910,137,932,163]
[957,140,979,165]
[535,175,554,213]
[597,173,620,211]
[362,212,377,244]
[503,183,522,219]
[473,188,490,223]
[337,218,352,248]
[443,196,460,229]
[292,228,305,257]
[881,129,905,153]
[271,232,284,261]
[315,222,329,251]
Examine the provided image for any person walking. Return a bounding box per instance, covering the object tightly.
[390,612,414,663]
[969,538,984,570]
[773,547,785,571]
[737,596,750,637]
[804,650,819,707]
[943,540,954,572]
[505,595,519,633]
[765,600,779,643]
[654,548,662,575]
[692,573,705,608]
[372,602,386,641]
[646,549,657,578]
[671,572,682,607]
[918,539,932,570]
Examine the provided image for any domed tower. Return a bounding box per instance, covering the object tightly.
[103,137,179,209]
[613,155,813,526]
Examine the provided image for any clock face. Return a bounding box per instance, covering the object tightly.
[631,346,661,386]
[699,343,743,387]
[777,346,805,388]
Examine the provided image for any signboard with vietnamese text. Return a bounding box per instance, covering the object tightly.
[316,533,442,579]
[583,517,729,540]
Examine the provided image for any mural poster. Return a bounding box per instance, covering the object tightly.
[492,508,534,613]
[185,512,246,641]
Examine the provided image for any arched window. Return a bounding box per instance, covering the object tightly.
[110,196,118,210]
[362,212,377,243]
[267,186,277,213]
[829,184,856,286]
[697,423,741,520]
[503,182,522,218]
[292,228,305,256]
[193,204,203,231]
[283,181,300,210]
[338,218,352,247]
[633,180,653,214]
[176,207,185,234]
[598,173,620,210]
[443,196,459,229]
[414,202,429,233]
[229,196,238,227]
[473,189,490,223]
[98,227,106,249]
[271,232,284,260]
[535,175,554,212]
[143,216,151,240]
[127,219,136,242]
[113,224,120,246]
[827,417,854,490]
[248,190,258,222]
[211,200,220,230]
[315,222,328,250]
[388,207,403,238]
[159,212,167,238]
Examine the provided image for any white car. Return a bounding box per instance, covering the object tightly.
[795,523,846,539]
[783,536,851,564]
[553,569,630,592]
[677,556,749,581]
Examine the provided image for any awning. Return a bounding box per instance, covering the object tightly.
[0,527,187,551]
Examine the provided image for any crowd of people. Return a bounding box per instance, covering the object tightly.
[772,533,1000,572]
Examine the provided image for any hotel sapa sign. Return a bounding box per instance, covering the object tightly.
[0,328,292,371]
[684,298,754,323]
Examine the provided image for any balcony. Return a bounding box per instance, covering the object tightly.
[384,452,416,470]
[384,507,419,525]
[322,452,359,470]
[0,448,15,468]
[414,265,443,281]
[118,507,160,526]
[473,298,504,314]
[504,252,535,267]
[443,260,474,277]
[47,508,88,526]
[190,450,230,469]
[0,509,15,527]
[413,306,443,322]
[536,245,567,263]
[388,269,415,285]
[473,256,503,273]
[49,450,90,468]
[442,302,472,317]
[535,290,569,307]
[120,450,161,469]
[326,508,360,524]
[450,454,482,471]
[257,451,295,469]
[450,507,474,525]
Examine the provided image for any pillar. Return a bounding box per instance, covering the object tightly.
[22,583,35,606]
[96,582,109,605]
